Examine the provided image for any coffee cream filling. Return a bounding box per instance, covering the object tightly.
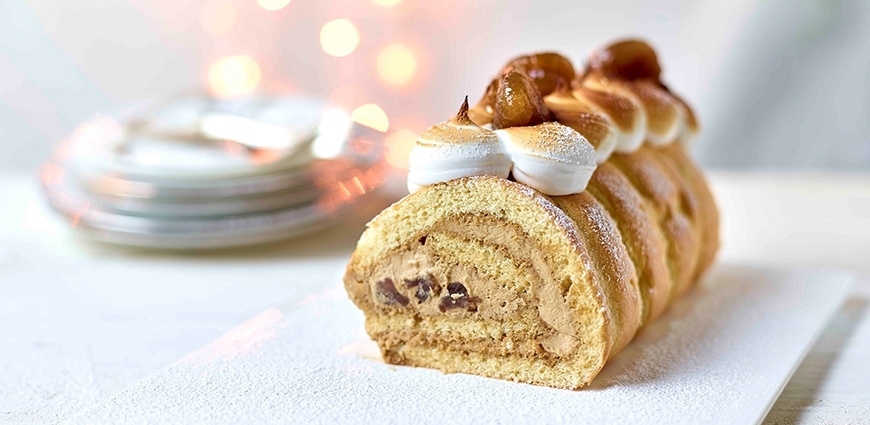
[366,214,587,358]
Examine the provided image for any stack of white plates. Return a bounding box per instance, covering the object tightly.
[41,91,389,249]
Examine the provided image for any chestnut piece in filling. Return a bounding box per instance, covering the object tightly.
[438,282,479,312]
[405,275,440,303]
[375,278,409,306]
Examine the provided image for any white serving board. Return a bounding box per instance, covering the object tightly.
[66,264,853,425]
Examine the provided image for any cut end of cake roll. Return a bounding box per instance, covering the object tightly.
[344,176,643,389]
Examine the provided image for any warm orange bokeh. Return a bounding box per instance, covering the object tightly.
[377,43,417,85]
[257,0,292,11]
[200,0,237,35]
[350,104,389,132]
[320,19,360,58]
[208,55,262,97]
[385,129,416,169]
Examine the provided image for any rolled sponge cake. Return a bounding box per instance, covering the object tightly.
[343,142,719,389]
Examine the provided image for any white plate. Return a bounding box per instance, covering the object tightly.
[66,265,853,424]
[67,93,328,180]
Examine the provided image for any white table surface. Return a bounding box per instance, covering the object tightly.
[2,171,869,424]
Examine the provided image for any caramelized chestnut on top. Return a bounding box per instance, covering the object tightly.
[503,52,575,96]
[492,70,550,129]
[587,39,661,81]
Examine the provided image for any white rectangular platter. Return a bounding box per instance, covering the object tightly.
[67,264,853,425]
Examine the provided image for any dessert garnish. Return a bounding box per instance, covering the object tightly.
[408,40,700,196]
[669,90,700,147]
[494,122,596,196]
[621,80,683,146]
[544,81,617,163]
[586,39,662,81]
[584,39,687,146]
[572,85,647,153]
[504,52,576,96]
[407,97,511,193]
[492,70,550,129]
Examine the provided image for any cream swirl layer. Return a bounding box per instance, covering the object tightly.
[494,122,597,196]
[407,100,511,194]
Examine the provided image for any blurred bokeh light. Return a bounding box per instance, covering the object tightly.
[377,43,417,86]
[372,0,403,7]
[257,0,292,11]
[320,19,360,58]
[384,129,416,169]
[351,104,389,132]
[208,55,262,97]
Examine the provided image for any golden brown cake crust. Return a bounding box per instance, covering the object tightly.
[549,191,641,356]
[609,146,701,300]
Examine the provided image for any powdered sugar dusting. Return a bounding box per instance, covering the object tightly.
[580,195,631,287]
[498,122,595,164]
[417,121,500,147]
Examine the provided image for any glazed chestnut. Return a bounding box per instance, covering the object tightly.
[504,52,575,96]
[492,70,550,129]
[587,39,661,81]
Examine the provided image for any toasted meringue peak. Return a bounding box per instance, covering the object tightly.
[493,70,550,129]
[407,97,511,193]
[669,92,700,147]
[495,122,597,195]
[582,39,690,147]
[577,77,647,153]
[452,96,477,126]
[503,52,575,96]
[419,97,494,146]
[627,80,684,146]
[544,82,618,163]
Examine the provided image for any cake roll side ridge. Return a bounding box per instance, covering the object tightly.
[657,143,720,282]
[584,161,674,323]
[608,146,702,300]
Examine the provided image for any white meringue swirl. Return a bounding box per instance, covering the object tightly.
[495,122,597,196]
[406,102,511,194]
